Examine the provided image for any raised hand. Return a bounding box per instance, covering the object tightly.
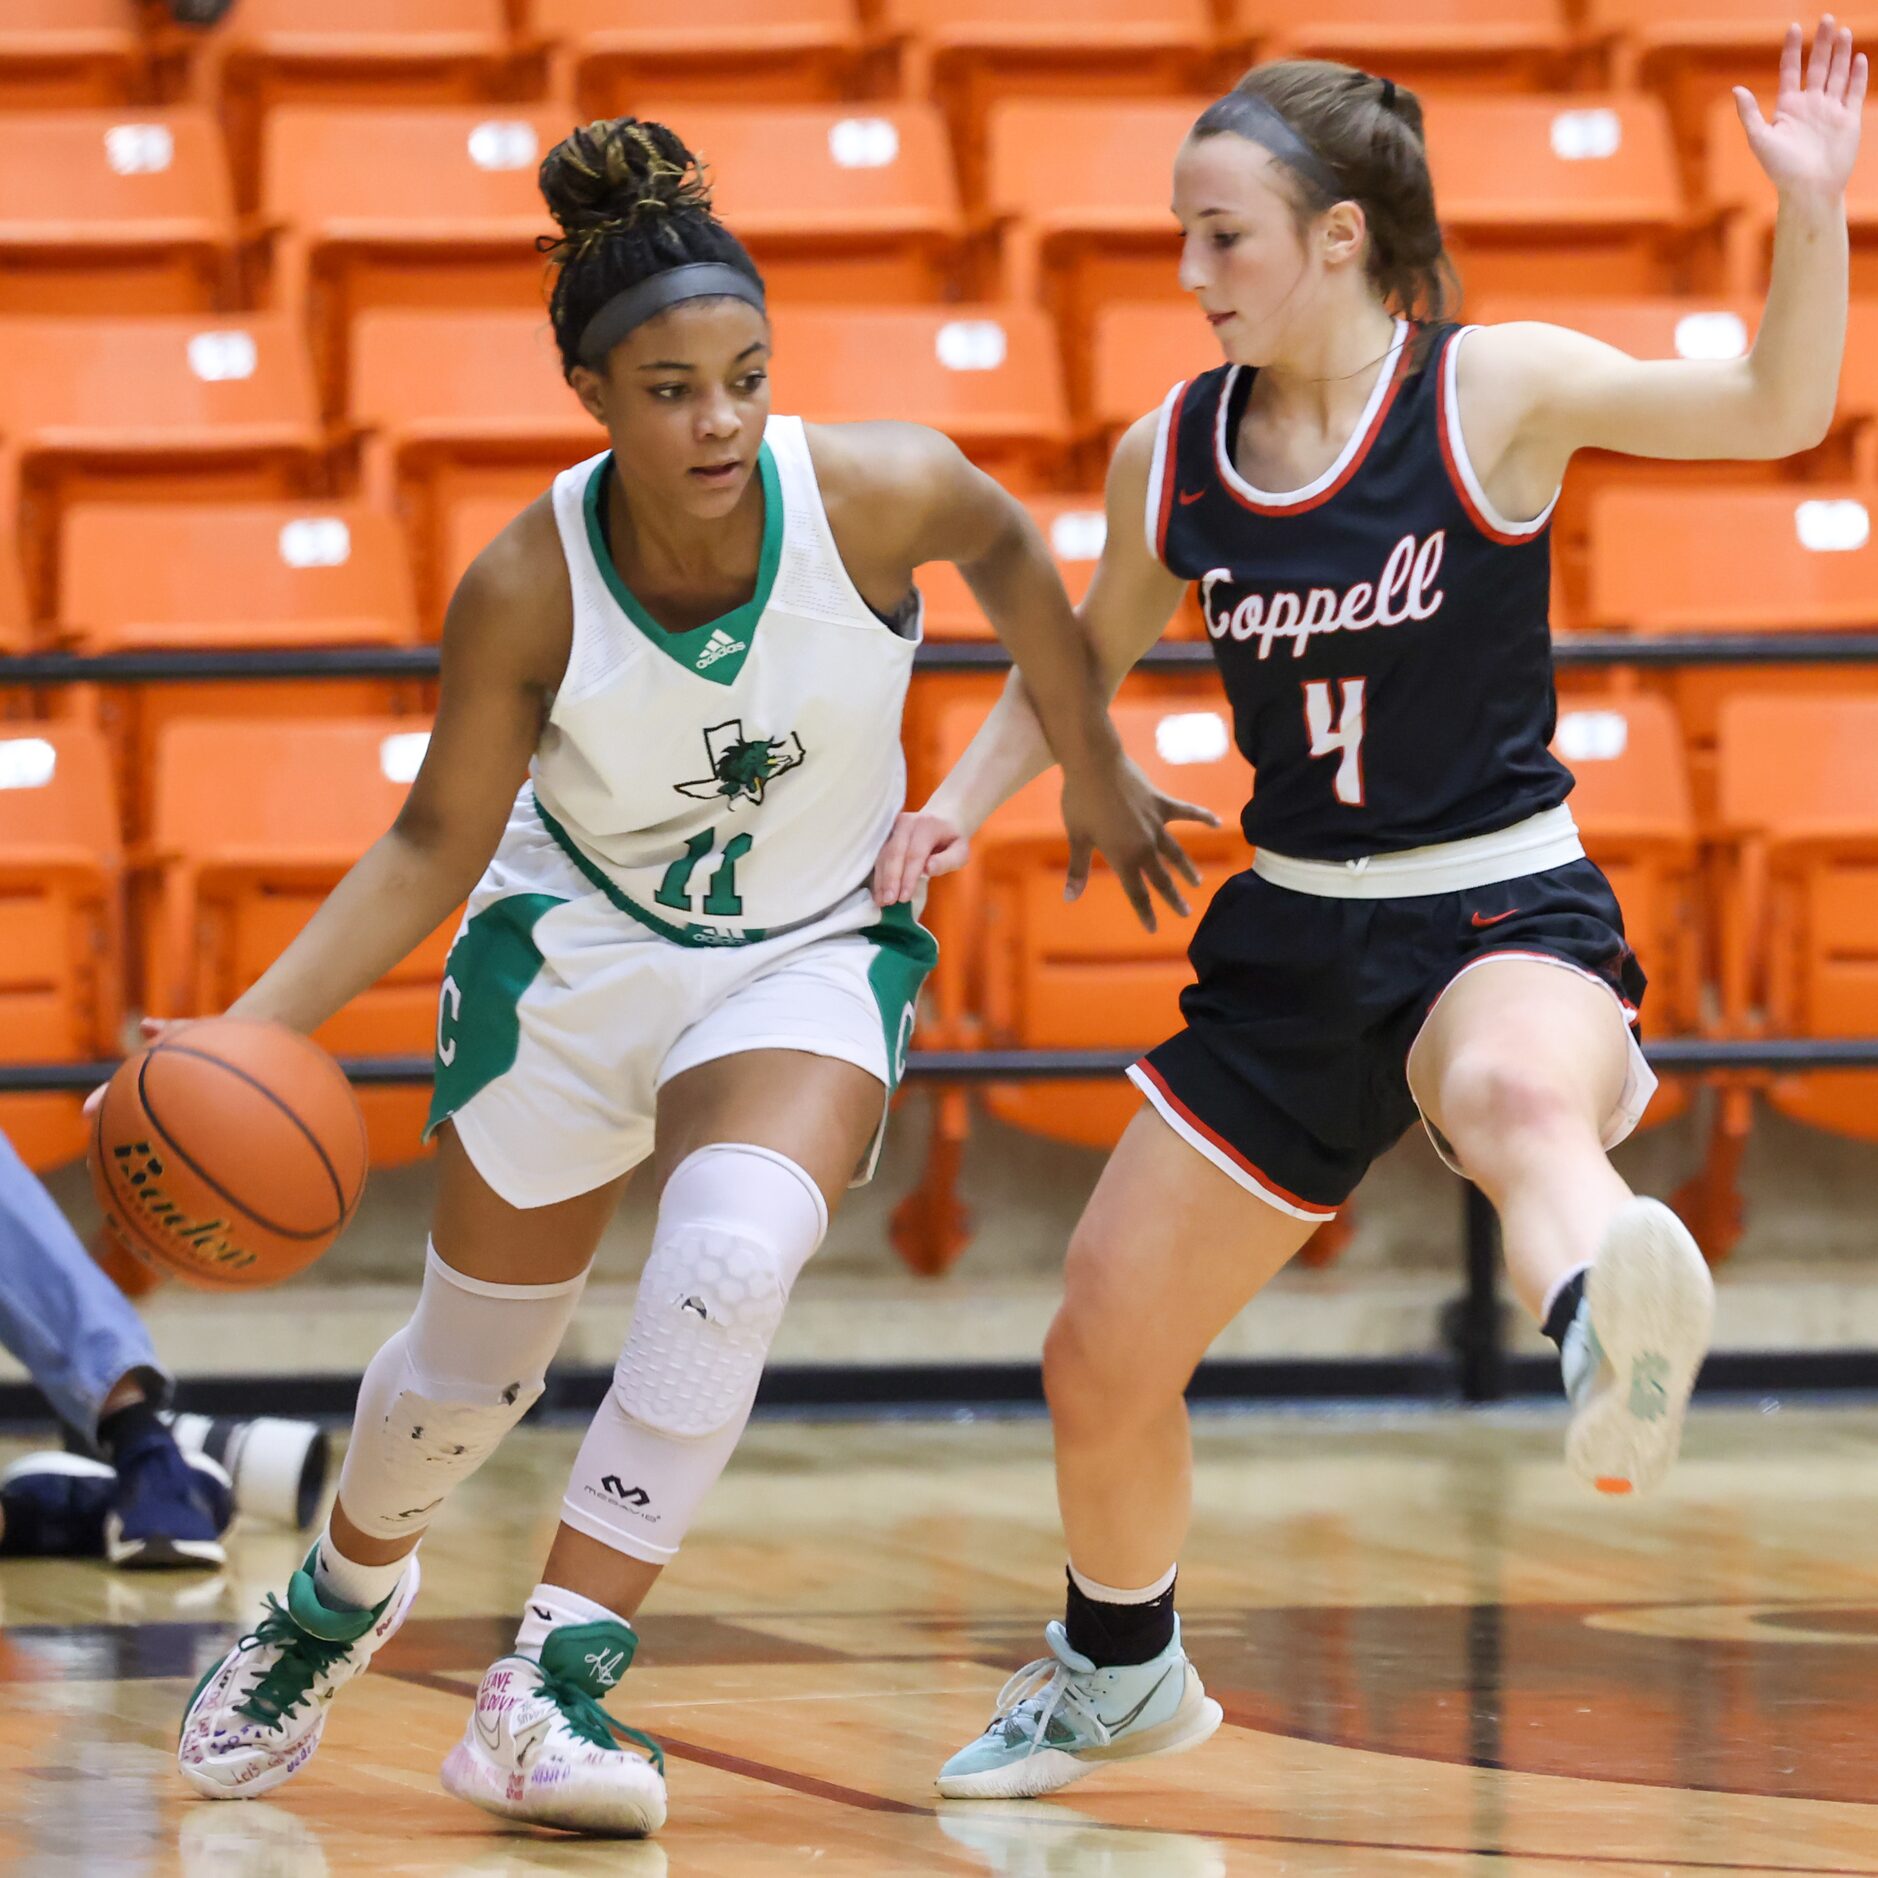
[1736,17,1867,197]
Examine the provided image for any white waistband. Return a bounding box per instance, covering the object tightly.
[1251,805,1583,899]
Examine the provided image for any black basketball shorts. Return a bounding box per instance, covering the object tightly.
[1129,857,1653,1219]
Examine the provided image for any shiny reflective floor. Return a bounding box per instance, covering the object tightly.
[5,1405,1878,1875]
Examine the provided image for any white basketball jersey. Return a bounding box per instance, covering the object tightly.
[529,416,920,943]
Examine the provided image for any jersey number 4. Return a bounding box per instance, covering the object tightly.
[655,827,754,916]
[1302,679,1366,807]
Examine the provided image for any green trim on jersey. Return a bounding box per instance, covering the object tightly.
[860,901,939,1091]
[424,892,566,1139]
[533,790,778,948]
[582,445,782,687]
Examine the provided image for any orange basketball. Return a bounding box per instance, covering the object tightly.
[89,1019,368,1292]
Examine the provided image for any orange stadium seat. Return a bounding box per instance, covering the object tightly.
[1586,1,1878,172]
[191,0,515,209]
[1554,696,1701,1132]
[0,724,123,1172]
[1585,485,1878,805]
[986,98,1203,415]
[348,307,599,627]
[1089,299,1216,455]
[639,102,965,303]
[1708,96,1878,294]
[0,314,325,622]
[918,495,1110,642]
[146,716,458,1165]
[767,303,1069,489]
[1472,295,1878,607]
[57,502,422,837]
[1715,693,1878,1167]
[0,535,30,658]
[528,0,864,115]
[1427,95,1686,303]
[0,111,235,316]
[878,0,1213,207]
[902,488,1205,810]
[259,106,571,415]
[0,0,146,112]
[965,691,1252,1148]
[917,494,1203,641]
[436,491,524,630]
[1228,0,1574,95]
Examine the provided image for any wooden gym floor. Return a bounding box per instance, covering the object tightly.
[4,1404,1878,1875]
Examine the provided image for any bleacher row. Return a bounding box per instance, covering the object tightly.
[6,686,1878,1263]
[4,0,1878,1266]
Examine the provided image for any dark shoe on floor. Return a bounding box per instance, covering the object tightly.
[105,1425,234,1570]
[0,1453,117,1558]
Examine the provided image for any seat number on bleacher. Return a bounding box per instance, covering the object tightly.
[1302,679,1367,806]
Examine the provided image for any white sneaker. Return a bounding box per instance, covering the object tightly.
[1564,1197,1715,1497]
[936,1618,1221,1800]
[178,1550,419,1798]
[441,1619,667,1837]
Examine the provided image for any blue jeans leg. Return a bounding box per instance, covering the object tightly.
[0,1128,171,1441]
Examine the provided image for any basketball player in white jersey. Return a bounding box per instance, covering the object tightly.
[882,23,1864,1798]
[172,117,1205,1835]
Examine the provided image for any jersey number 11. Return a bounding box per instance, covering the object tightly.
[656,827,754,916]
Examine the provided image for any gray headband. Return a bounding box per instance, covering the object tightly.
[1192,91,1344,203]
[577,262,767,369]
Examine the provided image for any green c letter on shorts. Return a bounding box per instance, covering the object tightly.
[425,892,566,1141]
[862,902,939,1092]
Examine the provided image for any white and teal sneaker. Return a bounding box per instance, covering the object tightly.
[441,1620,668,1836]
[936,1618,1221,1800]
[1564,1197,1715,1498]
[178,1550,419,1798]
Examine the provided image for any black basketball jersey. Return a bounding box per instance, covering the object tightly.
[1149,319,1572,862]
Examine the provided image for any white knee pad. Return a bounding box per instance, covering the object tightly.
[562,1144,826,1563]
[337,1241,586,1542]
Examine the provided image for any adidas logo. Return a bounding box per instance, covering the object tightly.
[695,629,746,670]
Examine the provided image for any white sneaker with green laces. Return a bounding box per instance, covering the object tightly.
[1564,1197,1715,1497]
[441,1619,668,1836]
[178,1549,419,1797]
[936,1618,1221,1800]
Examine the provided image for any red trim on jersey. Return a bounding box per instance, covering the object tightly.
[1134,1060,1340,1218]
[1435,329,1538,547]
[1213,334,1410,520]
[1153,379,1191,562]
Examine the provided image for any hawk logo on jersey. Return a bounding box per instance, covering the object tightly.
[675,720,806,808]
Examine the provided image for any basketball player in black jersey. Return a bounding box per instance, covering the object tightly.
[884,20,1867,1798]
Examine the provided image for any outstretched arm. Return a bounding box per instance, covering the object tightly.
[872,413,1217,916]
[1467,18,1863,483]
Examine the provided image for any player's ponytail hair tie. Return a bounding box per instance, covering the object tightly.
[1378,77,1398,112]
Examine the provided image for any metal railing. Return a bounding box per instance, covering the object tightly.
[5,629,1878,1401]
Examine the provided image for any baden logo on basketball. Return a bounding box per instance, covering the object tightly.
[106,1140,258,1279]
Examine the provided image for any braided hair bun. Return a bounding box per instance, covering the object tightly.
[538,117,764,376]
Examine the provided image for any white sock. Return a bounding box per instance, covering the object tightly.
[311,1529,411,1613]
[514,1581,631,1662]
[1068,1561,1178,1605]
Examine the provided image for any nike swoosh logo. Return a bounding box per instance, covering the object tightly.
[1177,488,1205,506]
[1101,1664,1174,1734]
[473,1709,503,1753]
[1471,908,1520,928]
